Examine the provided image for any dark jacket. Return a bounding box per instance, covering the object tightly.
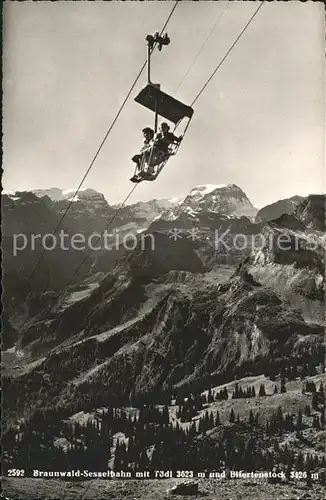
[157,131,180,143]
[155,131,181,153]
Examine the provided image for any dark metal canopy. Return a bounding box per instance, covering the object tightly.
[134,84,194,125]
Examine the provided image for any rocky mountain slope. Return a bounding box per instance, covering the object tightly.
[2,183,258,319]
[32,187,180,233]
[295,194,326,232]
[255,195,304,223]
[181,183,258,218]
[1,190,180,307]
[3,194,325,426]
[2,186,325,500]
[32,187,107,204]
[2,191,99,310]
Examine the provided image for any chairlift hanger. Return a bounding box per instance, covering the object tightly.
[130,32,194,183]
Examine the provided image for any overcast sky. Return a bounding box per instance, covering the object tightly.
[3,1,325,208]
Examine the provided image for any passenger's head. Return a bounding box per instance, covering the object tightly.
[160,122,170,133]
[142,127,154,140]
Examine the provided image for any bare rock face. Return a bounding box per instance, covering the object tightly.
[2,191,96,310]
[2,312,19,350]
[295,194,326,231]
[255,195,304,223]
[2,191,58,235]
[256,194,326,232]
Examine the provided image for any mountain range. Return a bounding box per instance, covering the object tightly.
[2,184,257,304]
[3,184,324,391]
[2,183,325,499]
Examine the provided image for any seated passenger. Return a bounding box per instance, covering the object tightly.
[131,127,154,173]
[154,122,182,155]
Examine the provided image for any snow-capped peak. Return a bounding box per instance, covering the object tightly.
[31,187,107,203]
[62,188,102,200]
[182,183,257,218]
[167,196,184,205]
[188,184,228,197]
[62,189,78,197]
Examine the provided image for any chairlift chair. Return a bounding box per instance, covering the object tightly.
[130,33,194,183]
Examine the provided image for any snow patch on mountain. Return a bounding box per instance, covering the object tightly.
[32,187,106,203]
[63,188,101,200]
[189,184,228,197]
[184,207,199,218]
[62,188,89,196]
[167,197,184,205]
[32,188,66,201]
[152,214,163,223]
[182,184,257,218]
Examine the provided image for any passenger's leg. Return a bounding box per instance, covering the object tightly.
[132,154,141,171]
[146,148,158,174]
